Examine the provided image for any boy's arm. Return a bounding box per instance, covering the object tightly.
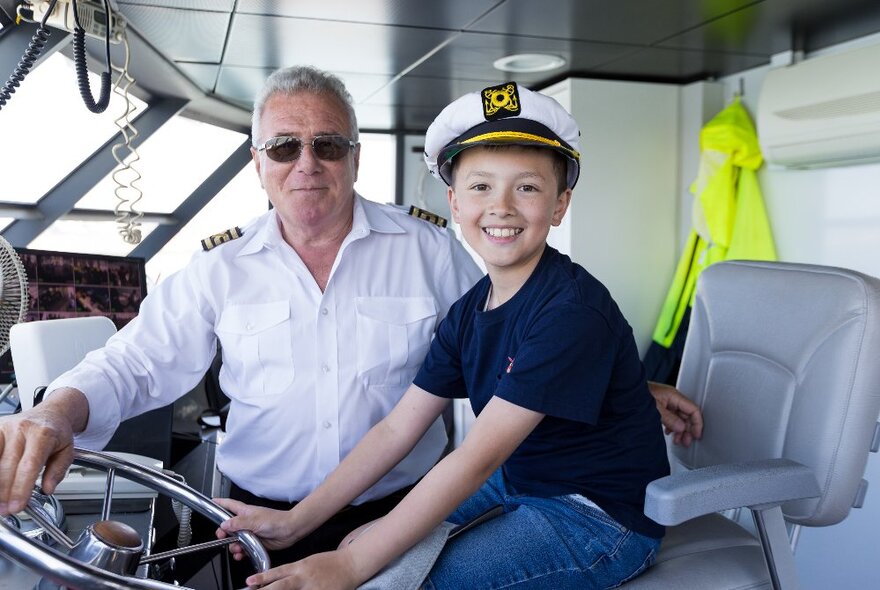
[244,395,543,589]
[648,381,704,446]
[216,384,449,549]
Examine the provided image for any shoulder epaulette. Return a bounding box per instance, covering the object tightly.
[408,205,447,228]
[201,226,243,251]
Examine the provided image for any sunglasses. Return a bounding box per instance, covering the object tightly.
[256,134,357,162]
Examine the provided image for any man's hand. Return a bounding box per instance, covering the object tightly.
[0,388,88,515]
[243,550,359,590]
[214,497,304,561]
[647,381,704,447]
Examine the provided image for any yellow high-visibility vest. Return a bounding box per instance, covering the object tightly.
[652,97,776,348]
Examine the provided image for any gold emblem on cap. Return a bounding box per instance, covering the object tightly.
[482,83,520,121]
[201,226,243,251]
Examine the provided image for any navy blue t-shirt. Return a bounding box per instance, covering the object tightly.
[414,246,669,538]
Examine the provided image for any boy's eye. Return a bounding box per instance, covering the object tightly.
[470,183,490,191]
[518,184,539,192]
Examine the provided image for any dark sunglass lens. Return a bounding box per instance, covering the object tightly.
[267,137,302,162]
[313,136,351,160]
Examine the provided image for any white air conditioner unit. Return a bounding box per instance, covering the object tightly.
[757,42,880,168]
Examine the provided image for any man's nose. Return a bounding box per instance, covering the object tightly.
[293,141,322,173]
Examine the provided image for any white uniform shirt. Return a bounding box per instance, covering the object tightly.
[49,195,482,503]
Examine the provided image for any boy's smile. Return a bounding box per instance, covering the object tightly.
[449,146,571,293]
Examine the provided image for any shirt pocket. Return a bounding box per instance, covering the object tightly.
[355,296,437,386]
[216,301,294,397]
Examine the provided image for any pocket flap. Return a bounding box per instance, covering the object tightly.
[355,297,436,325]
[217,301,290,334]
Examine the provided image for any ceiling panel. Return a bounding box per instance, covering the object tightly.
[365,76,493,108]
[119,0,233,10]
[594,46,769,82]
[104,0,880,133]
[406,32,639,86]
[223,13,458,75]
[215,65,392,109]
[236,0,502,30]
[658,0,880,54]
[118,4,231,63]
[467,0,758,45]
[177,62,220,92]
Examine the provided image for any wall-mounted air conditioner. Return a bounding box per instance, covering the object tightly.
[757,42,880,168]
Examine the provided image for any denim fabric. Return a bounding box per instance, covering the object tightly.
[423,469,660,590]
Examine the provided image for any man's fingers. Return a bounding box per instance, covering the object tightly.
[0,430,24,514]
[41,443,75,495]
[5,431,51,514]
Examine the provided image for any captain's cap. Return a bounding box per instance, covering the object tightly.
[424,81,581,189]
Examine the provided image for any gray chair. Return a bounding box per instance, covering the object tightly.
[623,260,880,589]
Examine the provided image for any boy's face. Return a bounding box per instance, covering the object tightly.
[448,146,571,283]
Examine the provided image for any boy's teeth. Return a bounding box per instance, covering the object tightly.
[485,228,521,237]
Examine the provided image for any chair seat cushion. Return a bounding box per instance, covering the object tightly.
[621,514,770,589]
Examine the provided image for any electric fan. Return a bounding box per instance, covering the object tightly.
[0,234,28,355]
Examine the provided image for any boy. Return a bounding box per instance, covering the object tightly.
[218,81,670,589]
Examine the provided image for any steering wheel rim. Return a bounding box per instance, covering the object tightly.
[0,447,270,590]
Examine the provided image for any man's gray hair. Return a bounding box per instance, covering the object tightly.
[252,65,359,145]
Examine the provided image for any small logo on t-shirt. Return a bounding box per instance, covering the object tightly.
[506,356,515,373]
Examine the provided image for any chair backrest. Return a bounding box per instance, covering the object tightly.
[10,316,117,410]
[672,260,880,527]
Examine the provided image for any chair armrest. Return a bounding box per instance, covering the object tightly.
[645,458,820,526]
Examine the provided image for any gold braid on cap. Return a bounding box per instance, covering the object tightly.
[460,131,580,161]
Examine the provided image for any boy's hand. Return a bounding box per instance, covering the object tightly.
[244,550,359,590]
[214,497,303,559]
[648,381,704,447]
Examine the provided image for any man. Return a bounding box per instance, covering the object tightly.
[0,66,702,566]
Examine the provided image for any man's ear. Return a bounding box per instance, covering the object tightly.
[447,186,460,223]
[251,147,264,189]
[352,142,361,183]
[551,188,572,227]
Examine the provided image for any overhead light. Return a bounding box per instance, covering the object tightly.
[493,53,566,73]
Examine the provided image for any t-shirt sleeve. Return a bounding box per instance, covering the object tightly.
[495,303,617,424]
[413,307,467,398]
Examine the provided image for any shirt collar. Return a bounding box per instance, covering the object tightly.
[356,193,406,235]
[236,193,405,257]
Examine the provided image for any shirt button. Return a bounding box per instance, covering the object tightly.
[245,323,254,331]
[321,364,330,373]
[322,421,332,429]
[321,308,329,316]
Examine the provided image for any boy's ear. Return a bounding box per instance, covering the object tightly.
[551,189,572,227]
[448,186,461,223]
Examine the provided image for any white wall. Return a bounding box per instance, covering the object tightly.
[544,78,681,356]
[715,36,880,590]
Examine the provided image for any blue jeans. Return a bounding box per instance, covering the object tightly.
[423,469,660,589]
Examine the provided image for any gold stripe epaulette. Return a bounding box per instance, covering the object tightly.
[201,226,243,251]
[408,205,447,228]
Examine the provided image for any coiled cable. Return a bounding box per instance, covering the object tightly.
[71,0,111,113]
[109,29,144,244]
[0,0,59,111]
[163,470,194,548]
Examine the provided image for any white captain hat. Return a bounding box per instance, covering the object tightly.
[424,81,582,189]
